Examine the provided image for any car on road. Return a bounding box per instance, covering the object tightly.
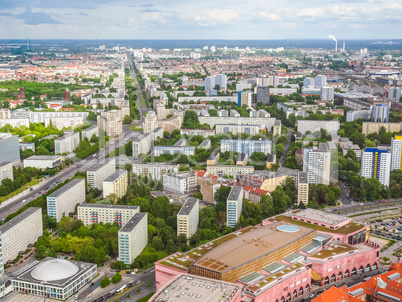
[383,200,386,203]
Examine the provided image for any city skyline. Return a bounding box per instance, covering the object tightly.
[0,0,401,39]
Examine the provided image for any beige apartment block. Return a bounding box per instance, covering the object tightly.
[77,203,139,226]
[103,170,128,199]
[177,198,199,239]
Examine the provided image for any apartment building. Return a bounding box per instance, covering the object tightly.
[55,131,80,154]
[0,162,13,182]
[23,155,62,169]
[371,104,389,123]
[240,169,298,192]
[81,125,99,140]
[144,111,158,133]
[221,139,272,157]
[361,148,391,187]
[0,231,3,298]
[87,158,116,190]
[320,86,334,101]
[163,172,198,194]
[297,120,340,135]
[206,165,254,179]
[118,213,148,265]
[77,203,139,226]
[215,124,260,135]
[256,87,270,104]
[361,122,402,135]
[0,207,43,263]
[26,111,89,124]
[45,116,86,129]
[207,152,220,166]
[391,136,402,171]
[103,170,128,199]
[303,143,331,185]
[226,187,243,228]
[238,91,252,107]
[0,134,19,164]
[180,129,215,137]
[154,146,195,156]
[177,198,199,239]
[297,172,309,205]
[198,116,278,130]
[97,110,122,137]
[200,178,221,204]
[47,178,86,222]
[132,133,153,158]
[132,163,181,181]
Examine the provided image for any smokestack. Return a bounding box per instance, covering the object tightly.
[343,41,345,51]
[328,34,337,53]
[335,41,337,53]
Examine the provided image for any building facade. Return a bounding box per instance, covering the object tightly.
[144,111,158,133]
[361,148,391,186]
[55,131,80,154]
[226,187,243,228]
[0,231,4,299]
[132,163,181,181]
[320,86,334,101]
[0,135,19,164]
[97,110,123,137]
[0,207,43,263]
[362,122,402,135]
[163,172,197,194]
[297,172,309,205]
[0,162,13,182]
[371,104,389,123]
[257,86,270,104]
[177,198,199,239]
[23,155,62,169]
[391,136,402,171]
[78,203,139,226]
[303,143,331,185]
[215,124,260,135]
[206,165,255,179]
[154,146,195,156]
[87,158,116,190]
[221,139,272,157]
[47,178,86,222]
[118,213,148,265]
[81,125,99,140]
[297,120,340,135]
[103,170,128,199]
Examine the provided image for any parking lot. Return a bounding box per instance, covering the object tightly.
[369,213,402,241]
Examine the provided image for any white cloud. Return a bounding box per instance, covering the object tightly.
[183,9,239,26]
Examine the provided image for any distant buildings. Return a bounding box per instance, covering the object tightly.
[0,134,19,164]
[97,110,122,137]
[238,91,252,107]
[361,148,391,186]
[215,124,260,135]
[388,86,401,102]
[47,178,86,222]
[177,198,199,239]
[118,212,148,265]
[221,139,272,157]
[226,186,243,228]
[297,120,340,135]
[87,158,116,190]
[371,104,389,123]
[320,86,334,102]
[180,129,215,137]
[103,170,128,199]
[391,136,402,171]
[23,155,62,169]
[78,203,139,226]
[0,207,43,264]
[346,109,371,122]
[205,74,227,91]
[198,116,278,131]
[303,143,331,185]
[315,75,327,87]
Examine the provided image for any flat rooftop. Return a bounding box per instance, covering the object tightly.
[192,221,315,273]
[178,198,198,216]
[0,207,41,234]
[309,241,356,259]
[24,155,61,161]
[292,209,351,227]
[47,178,84,198]
[104,170,126,182]
[119,212,147,233]
[150,273,241,302]
[298,172,308,184]
[88,158,115,172]
[78,203,139,211]
[227,186,243,201]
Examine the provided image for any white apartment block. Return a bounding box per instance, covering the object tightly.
[47,178,86,222]
[0,134,20,164]
[45,116,86,129]
[320,86,334,101]
[0,162,13,182]
[215,124,260,135]
[77,203,139,226]
[0,118,29,128]
[154,146,195,156]
[220,139,272,157]
[23,111,89,124]
[391,136,402,171]
[97,110,122,137]
[132,163,181,181]
[144,111,158,134]
[303,143,331,185]
[198,116,278,131]
[87,158,116,190]
[55,132,80,154]
[180,129,215,138]
[0,231,4,299]
[361,148,391,187]
[118,213,148,265]
[178,96,238,104]
[81,125,99,140]
[206,165,254,179]
[23,155,62,169]
[226,187,243,228]
[177,198,199,239]
[0,207,43,263]
[297,120,340,135]
[163,172,197,194]
[297,172,309,205]
[103,170,128,199]
[132,133,153,159]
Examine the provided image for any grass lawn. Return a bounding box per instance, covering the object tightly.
[0,178,40,203]
[141,244,167,260]
[137,293,155,302]
[129,124,143,131]
[138,92,146,108]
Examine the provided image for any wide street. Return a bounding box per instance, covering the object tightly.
[128,56,147,121]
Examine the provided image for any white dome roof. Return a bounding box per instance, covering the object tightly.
[31,259,79,282]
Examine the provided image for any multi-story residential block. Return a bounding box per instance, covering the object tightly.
[103,170,128,199]
[24,111,89,124]
[215,74,227,90]
[297,120,340,135]
[362,122,402,135]
[132,163,181,181]
[314,75,327,87]
[371,104,389,123]
[221,139,272,157]
[303,77,315,87]
[87,158,116,190]
[0,134,19,164]
[269,88,298,95]
[23,155,62,169]
[180,129,215,137]
[238,91,252,107]
[198,116,278,131]
[387,86,402,102]
[81,125,99,140]
[143,111,158,133]
[0,109,10,119]
[236,83,252,91]
[55,131,80,154]
[361,148,391,186]
[320,86,334,101]
[341,144,362,158]
[215,124,260,135]
[198,139,211,149]
[47,178,86,222]
[200,178,221,204]
[177,198,199,239]
[273,120,282,136]
[226,187,243,228]
[240,169,298,192]
[0,118,30,128]
[0,162,13,182]
[303,143,331,185]
[118,212,148,265]
[297,172,309,205]
[78,203,139,226]
[0,231,3,298]
[178,96,238,104]
[163,172,198,194]
[243,186,268,204]
[154,146,195,156]
[19,142,35,151]
[204,76,215,91]
[391,136,402,171]
[0,207,43,263]
[44,116,86,129]
[132,133,153,158]
[206,165,254,179]
[346,109,372,122]
[97,110,122,137]
[207,152,220,166]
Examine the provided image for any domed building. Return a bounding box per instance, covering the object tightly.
[11,257,97,300]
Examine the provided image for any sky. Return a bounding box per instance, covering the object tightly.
[0,0,401,40]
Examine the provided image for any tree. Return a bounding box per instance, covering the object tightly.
[87,111,97,121]
[111,272,122,283]
[214,186,231,204]
[100,277,111,288]
[123,115,133,124]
